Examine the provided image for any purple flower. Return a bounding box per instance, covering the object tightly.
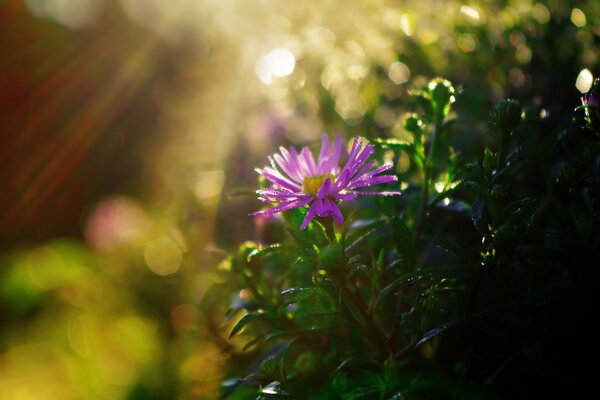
[251,134,400,230]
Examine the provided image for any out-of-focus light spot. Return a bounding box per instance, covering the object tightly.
[388,61,411,84]
[443,198,451,206]
[539,109,548,119]
[383,8,401,29]
[434,182,446,193]
[400,182,409,191]
[187,170,225,200]
[180,343,224,384]
[374,106,396,128]
[457,34,477,52]
[321,54,344,90]
[418,30,439,45]
[460,5,480,21]
[335,95,365,120]
[25,246,65,290]
[84,197,149,250]
[532,4,550,24]
[170,304,195,334]
[144,236,182,276]
[570,8,586,28]
[68,316,91,357]
[516,45,532,64]
[255,48,296,85]
[305,27,336,54]
[449,180,462,190]
[509,31,524,47]
[98,347,136,386]
[400,14,412,36]
[26,0,102,30]
[382,150,395,167]
[396,151,411,174]
[345,54,369,81]
[509,68,526,88]
[576,69,593,93]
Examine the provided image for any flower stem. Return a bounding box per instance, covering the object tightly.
[342,283,391,358]
[497,127,511,168]
[320,217,337,244]
[414,116,441,239]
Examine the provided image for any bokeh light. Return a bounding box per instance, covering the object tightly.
[576,68,594,93]
[256,48,296,85]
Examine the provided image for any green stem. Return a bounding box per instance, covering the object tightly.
[414,117,441,239]
[320,217,337,244]
[342,283,391,357]
[498,128,511,168]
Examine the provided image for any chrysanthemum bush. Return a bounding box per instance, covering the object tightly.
[205,77,600,399]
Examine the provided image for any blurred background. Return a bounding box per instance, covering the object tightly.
[0,0,598,398]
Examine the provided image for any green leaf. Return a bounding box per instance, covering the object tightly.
[471,198,487,235]
[375,266,471,309]
[344,219,386,253]
[279,287,321,309]
[421,236,463,257]
[229,311,267,338]
[242,326,333,351]
[247,245,298,263]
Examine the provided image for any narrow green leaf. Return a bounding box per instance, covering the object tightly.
[247,245,297,263]
[345,219,386,253]
[229,311,267,338]
[375,266,471,309]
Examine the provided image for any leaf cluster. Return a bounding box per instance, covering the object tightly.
[211,78,600,399]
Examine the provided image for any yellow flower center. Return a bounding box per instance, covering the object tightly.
[302,174,335,197]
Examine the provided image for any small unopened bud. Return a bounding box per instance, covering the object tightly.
[403,114,424,140]
[492,99,522,134]
[581,78,600,131]
[428,78,455,118]
[582,78,600,108]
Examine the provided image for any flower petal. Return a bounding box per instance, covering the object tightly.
[325,199,344,225]
[333,192,358,201]
[257,189,308,200]
[316,177,333,199]
[348,163,394,186]
[331,169,350,192]
[274,153,302,183]
[349,174,398,189]
[289,146,310,178]
[260,167,302,191]
[250,196,312,216]
[348,190,402,196]
[300,147,317,176]
[300,200,319,230]
[316,134,330,174]
[331,134,344,169]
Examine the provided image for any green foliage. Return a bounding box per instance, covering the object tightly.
[212,76,600,399]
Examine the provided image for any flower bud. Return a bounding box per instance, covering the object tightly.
[582,78,600,108]
[403,114,424,141]
[582,78,600,131]
[428,78,455,118]
[492,99,522,134]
